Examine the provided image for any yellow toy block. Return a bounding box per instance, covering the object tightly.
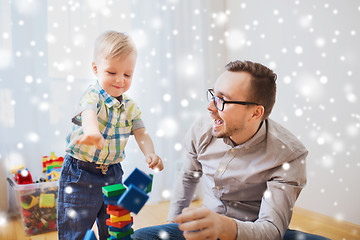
[39,193,55,208]
[110,213,132,223]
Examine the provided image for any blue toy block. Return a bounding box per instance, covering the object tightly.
[103,194,121,205]
[124,168,152,191]
[117,184,149,214]
[109,222,133,232]
[84,229,97,240]
[108,235,132,240]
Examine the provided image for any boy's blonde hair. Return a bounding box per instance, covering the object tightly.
[93,31,136,61]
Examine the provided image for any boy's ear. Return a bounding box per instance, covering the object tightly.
[92,62,97,74]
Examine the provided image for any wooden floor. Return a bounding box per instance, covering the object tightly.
[1,200,359,240]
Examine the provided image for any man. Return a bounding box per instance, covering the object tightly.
[133,60,328,240]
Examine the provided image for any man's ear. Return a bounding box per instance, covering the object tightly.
[252,105,264,120]
[92,62,97,74]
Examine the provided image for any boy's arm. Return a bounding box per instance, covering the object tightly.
[75,109,105,149]
[132,128,164,171]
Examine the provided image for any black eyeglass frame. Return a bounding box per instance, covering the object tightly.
[207,88,261,111]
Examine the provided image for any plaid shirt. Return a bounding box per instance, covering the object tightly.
[66,81,144,165]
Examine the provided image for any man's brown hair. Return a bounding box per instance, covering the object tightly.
[225,60,277,120]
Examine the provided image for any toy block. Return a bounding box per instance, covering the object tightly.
[107,205,128,212]
[107,205,131,217]
[104,195,121,205]
[117,184,149,214]
[124,168,152,191]
[110,213,131,223]
[107,208,130,217]
[102,183,126,197]
[108,228,133,239]
[146,174,153,193]
[107,236,131,240]
[108,222,133,232]
[39,194,55,208]
[106,217,133,228]
[84,229,97,240]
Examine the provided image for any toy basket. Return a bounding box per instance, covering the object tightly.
[7,178,59,236]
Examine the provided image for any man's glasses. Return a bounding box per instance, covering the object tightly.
[207,89,260,111]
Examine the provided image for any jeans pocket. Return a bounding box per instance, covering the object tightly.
[63,155,83,184]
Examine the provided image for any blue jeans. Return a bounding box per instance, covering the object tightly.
[132,223,330,240]
[57,154,124,240]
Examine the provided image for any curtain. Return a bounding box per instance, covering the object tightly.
[0,0,228,210]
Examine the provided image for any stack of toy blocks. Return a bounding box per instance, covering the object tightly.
[101,168,153,240]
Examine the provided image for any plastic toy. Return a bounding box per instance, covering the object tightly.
[102,183,126,197]
[45,171,61,182]
[15,168,33,184]
[39,193,55,208]
[123,168,152,191]
[117,184,149,214]
[42,152,64,173]
[83,229,97,240]
[101,168,153,240]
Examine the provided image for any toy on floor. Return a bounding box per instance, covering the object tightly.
[85,168,153,240]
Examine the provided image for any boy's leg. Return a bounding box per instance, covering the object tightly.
[57,156,123,240]
[132,223,186,240]
[57,155,101,240]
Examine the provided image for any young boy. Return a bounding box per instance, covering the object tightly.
[57,31,163,240]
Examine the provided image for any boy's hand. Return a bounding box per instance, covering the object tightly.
[145,153,164,171]
[75,132,105,150]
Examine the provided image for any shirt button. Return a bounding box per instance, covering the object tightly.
[230,149,235,152]
[218,168,223,173]
[216,186,220,190]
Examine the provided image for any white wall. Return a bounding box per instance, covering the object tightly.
[225,0,360,225]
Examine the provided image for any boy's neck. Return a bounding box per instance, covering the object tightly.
[116,95,123,103]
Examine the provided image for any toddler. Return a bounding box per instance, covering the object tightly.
[57,30,163,240]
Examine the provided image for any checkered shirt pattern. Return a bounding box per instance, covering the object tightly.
[66,81,142,165]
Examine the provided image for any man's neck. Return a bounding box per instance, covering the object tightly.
[230,121,263,145]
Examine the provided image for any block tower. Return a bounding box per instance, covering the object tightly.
[101,168,153,240]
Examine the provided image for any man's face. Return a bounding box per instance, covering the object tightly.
[207,71,259,144]
[92,52,137,98]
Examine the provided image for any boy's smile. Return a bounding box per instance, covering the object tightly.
[92,52,137,98]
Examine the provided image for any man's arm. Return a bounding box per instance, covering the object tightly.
[167,118,205,222]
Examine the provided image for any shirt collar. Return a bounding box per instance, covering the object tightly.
[223,120,267,149]
[95,81,123,108]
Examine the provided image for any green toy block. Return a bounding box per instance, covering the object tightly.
[108,228,134,239]
[146,174,153,193]
[102,183,126,197]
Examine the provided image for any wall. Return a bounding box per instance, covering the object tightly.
[225,0,360,224]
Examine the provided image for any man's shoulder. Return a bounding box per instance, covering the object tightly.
[266,118,307,154]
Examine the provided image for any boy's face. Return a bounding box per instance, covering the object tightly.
[92,52,137,98]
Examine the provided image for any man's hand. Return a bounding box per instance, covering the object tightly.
[174,207,237,240]
[145,153,164,171]
[75,132,105,150]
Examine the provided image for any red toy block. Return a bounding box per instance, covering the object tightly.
[106,217,133,229]
[107,206,130,217]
